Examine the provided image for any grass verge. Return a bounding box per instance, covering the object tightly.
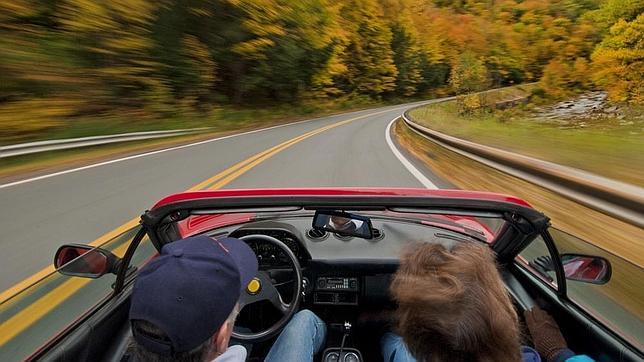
[408,91,644,186]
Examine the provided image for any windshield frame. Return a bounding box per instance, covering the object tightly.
[141,194,549,264]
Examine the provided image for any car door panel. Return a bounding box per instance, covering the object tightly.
[510,264,642,362]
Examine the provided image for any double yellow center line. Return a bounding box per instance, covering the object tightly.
[191,112,364,190]
[0,107,395,346]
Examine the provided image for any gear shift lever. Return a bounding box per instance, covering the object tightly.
[339,321,351,359]
[321,321,361,362]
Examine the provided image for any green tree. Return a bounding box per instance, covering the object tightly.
[57,0,169,114]
[337,0,398,97]
[148,1,217,110]
[390,15,423,96]
[247,0,344,102]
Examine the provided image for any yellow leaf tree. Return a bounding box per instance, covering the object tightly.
[591,14,643,103]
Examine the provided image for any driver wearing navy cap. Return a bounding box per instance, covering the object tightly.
[128,234,327,362]
[129,234,258,361]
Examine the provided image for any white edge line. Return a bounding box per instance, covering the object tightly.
[385,117,438,189]
[0,116,330,189]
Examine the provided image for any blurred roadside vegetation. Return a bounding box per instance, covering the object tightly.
[1,0,641,145]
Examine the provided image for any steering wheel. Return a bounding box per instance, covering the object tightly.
[232,234,303,342]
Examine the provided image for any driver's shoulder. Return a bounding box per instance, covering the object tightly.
[213,344,247,362]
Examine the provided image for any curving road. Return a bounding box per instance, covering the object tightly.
[0,99,449,293]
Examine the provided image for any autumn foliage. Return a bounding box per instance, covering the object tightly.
[0,0,641,138]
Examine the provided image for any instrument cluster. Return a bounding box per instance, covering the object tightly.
[230,229,303,267]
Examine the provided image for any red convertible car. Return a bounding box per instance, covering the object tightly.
[0,188,641,361]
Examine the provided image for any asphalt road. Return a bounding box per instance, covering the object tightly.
[0,100,445,293]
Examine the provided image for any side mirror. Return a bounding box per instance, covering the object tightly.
[561,253,611,285]
[54,244,121,278]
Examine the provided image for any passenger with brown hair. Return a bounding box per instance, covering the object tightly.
[383,242,594,362]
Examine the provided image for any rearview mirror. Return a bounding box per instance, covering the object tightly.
[312,210,374,239]
[561,253,611,285]
[54,244,121,278]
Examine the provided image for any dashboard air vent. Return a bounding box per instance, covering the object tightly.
[307,228,328,240]
[334,233,352,241]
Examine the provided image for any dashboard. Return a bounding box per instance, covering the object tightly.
[218,216,466,269]
[216,217,469,310]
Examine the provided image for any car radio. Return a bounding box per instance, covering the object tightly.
[314,277,359,305]
[316,277,358,291]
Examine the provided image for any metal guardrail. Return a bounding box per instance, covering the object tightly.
[401,108,644,228]
[0,127,213,158]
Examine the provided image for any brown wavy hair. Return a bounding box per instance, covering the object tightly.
[390,242,521,362]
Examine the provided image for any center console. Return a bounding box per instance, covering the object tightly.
[312,277,364,361]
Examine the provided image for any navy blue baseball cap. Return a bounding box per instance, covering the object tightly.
[129,234,258,355]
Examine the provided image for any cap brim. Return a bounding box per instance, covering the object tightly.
[218,237,258,288]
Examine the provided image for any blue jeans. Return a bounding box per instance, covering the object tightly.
[265,310,327,362]
[381,333,417,362]
[381,333,548,362]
